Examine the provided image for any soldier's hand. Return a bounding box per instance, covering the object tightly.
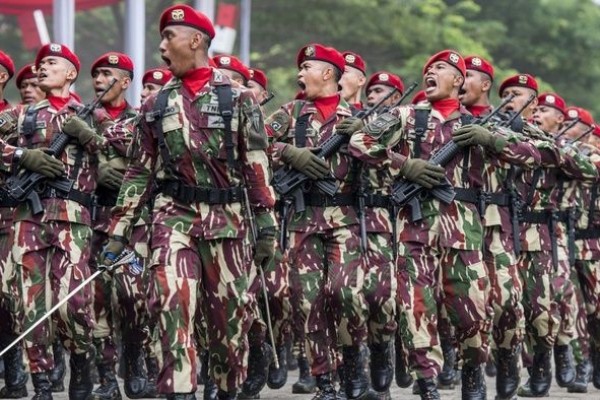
[335,117,364,136]
[400,158,445,189]
[62,116,97,145]
[281,145,329,179]
[19,148,65,178]
[254,228,276,268]
[98,163,124,190]
[100,237,126,266]
[452,124,495,147]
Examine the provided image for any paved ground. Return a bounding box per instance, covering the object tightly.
[18,366,600,399]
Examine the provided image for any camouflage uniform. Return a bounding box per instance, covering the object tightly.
[348,103,494,380]
[0,98,106,372]
[108,70,276,394]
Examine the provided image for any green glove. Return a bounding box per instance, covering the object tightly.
[400,158,446,189]
[335,117,364,136]
[62,116,97,145]
[452,124,506,151]
[19,148,65,178]
[254,228,276,268]
[98,163,124,190]
[281,145,329,179]
[100,237,126,266]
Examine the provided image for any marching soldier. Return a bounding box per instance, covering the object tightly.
[247,68,270,105]
[102,5,276,399]
[265,43,356,400]
[364,71,404,109]
[16,64,45,106]
[346,50,500,400]
[212,55,250,87]
[0,43,108,400]
[339,51,367,114]
[141,68,172,104]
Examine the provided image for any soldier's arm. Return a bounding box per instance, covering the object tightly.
[239,92,277,229]
[560,144,598,182]
[265,106,293,171]
[108,113,158,241]
[486,126,541,168]
[348,106,408,169]
[104,116,138,159]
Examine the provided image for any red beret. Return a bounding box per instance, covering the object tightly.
[15,63,37,88]
[249,68,268,89]
[159,4,215,39]
[423,50,466,77]
[499,73,538,96]
[297,44,345,73]
[464,56,494,80]
[213,55,250,82]
[366,71,404,95]
[142,68,172,86]
[537,92,566,115]
[411,90,427,105]
[565,106,594,127]
[0,51,15,78]
[91,52,134,75]
[343,51,366,75]
[594,125,600,138]
[35,43,80,73]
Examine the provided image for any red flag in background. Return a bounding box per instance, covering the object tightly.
[212,3,239,55]
[17,13,41,50]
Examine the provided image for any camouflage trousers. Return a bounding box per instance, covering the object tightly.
[572,258,600,362]
[397,242,491,379]
[0,224,17,336]
[147,224,252,394]
[517,250,562,352]
[90,222,151,367]
[287,226,352,376]
[483,226,525,351]
[247,244,292,348]
[10,219,94,373]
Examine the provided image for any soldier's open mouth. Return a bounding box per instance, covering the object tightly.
[425,77,436,88]
[161,56,171,66]
[297,81,306,90]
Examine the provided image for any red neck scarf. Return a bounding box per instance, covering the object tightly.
[0,99,9,112]
[353,102,363,110]
[181,67,213,95]
[431,98,460,119]
[47,95,70,111]
[103,101,128,120]
[313,94,340,121]
[468,104,491,118]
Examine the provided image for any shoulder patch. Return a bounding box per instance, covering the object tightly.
[364,112,399,137]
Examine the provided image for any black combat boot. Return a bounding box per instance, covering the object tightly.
[0,338,28,398]
[394,335,413,388]
[461,364,486,400]
[495,348,520,400]
[342,346,369,399]
[517,348,552,397]
[592,345,600,389]
[123,343,148,398]
[166,393,196,400]
[437,339,456,389]
[216,389,236,400]
[49,339,65,392]
[266,345,287,389]
[203,378,219,400]
[144,356,160,398]
[312,373,337,400]
[567,359,591,393]
[554,344,575,387]
[416,378,440,400]
[369,341,393,392]
[286,342,298,371]
[31,373,53,400]
[241,342,272,397]
[89,363,122,400]
[485,359,497,377]
[337,366,346,399]
[292,356,316,393]
[69,352,94,400]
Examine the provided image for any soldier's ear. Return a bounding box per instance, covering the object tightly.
[190,31,202,50]
[453,73,464,89]
[66,68,77,82]
[481,78,492,93]
[322,66,333,82]
[121,76,131,90]
[0,71,8,87]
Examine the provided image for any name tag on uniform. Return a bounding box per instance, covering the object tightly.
[207,115,225,128]
[200,103,220,115]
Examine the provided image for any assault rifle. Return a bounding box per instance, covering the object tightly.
[7,78,117,214]
[272,84,400,214]
[391,94,515,222]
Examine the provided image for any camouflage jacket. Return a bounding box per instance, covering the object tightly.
[517,124,598,251]
[0,99,107,225]
[109,70,276,241]
[350,102,488,250]
[266,98,363,232]
[0,110,20,231]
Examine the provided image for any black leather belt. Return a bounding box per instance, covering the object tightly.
[40,188,93,208]
[453,187,479,204]
[96,191,119,207]
[159,180,243,205]
[481,192,511,207]
[575,228,600,240]
[303,192,356,207]
[520,210,552,224]
[362,194,390,208]
[0,189,19,208]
